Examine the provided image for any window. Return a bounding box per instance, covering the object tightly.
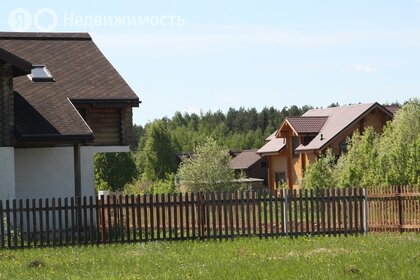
[303,135,315,146]
[275,172,286,188]
[340,140,348,153]
[261,160,267,168]
[292,136,299,157]
[28,65,55,82]
[340,136,352,154]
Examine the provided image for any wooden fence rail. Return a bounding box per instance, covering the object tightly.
[0,188,368,249]
[1,185,419,250]
[368,185,420,232]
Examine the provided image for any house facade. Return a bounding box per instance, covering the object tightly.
[258,103,393,190]
[230,149,268,185]
[0,32,139,200]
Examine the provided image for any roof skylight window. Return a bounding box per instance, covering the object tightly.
[28,65,55,82]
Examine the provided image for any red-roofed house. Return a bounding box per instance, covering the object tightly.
[257,103,393,190]
[0,32,139,200]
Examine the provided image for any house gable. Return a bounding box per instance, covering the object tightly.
[296,103,393,153]
[0,32,140,147]
[260,102,394,190]
[0,48,32,77]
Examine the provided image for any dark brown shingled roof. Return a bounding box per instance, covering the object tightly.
[0,32,139,142]
[285,116,328,134]
[384,105,399,115]
[230,150,262,169]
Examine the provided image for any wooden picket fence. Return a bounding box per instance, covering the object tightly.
[1,188,368,249]
[368,185,420,232]
[97,188,367,242]
[1,186,418,249]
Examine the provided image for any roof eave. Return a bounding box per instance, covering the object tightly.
[295,148,317,153]
[0,48,32,77]
[257,146,286,156]
[276,119,298,137]
[16,133,94,143]
[71,98,141,107]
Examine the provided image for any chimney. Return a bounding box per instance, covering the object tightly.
[0,62,14,146]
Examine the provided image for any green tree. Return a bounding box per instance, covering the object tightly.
[305,99,420,188]
[132,124,145,151]
[137,120,177,181]
[94,152,137,191]
[302,149,338,189]
[335,127,380,187]
[177,138,235,192]
[377,99,420,185]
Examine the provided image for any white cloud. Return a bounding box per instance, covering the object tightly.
[354,64,378,73]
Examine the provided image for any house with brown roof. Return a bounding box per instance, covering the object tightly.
[0,32,139,200]
[230,149,267,184]
[257,103,393,190]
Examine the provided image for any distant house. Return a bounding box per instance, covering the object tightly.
[257,103,394,190]
[0,32,139,200]
[230,149,267,184]
[176,149,268,185]
[176,150,239,164]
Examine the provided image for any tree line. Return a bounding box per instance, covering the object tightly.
[134,105,313,152]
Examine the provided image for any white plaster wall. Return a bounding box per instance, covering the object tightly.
[0,147,16,200]
[80,146,96,198]
[15,147,75,199]
[14,146,130,200]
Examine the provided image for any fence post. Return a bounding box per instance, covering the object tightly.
[363,188,368,235]
[397,185,403,233]
[283,189,288,237]
[99,195,106,243]
[197,192,205,239]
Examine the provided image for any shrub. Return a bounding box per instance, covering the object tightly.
[124,174,176,195]
[177,137,235,192]
[302,149,337,189]
[94,152,137,191]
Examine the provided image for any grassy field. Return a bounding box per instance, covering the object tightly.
[0,234,419,279]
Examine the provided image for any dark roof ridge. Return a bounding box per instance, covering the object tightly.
[0,32,91,41]
[286,116,329,119]
[306,102,376,112]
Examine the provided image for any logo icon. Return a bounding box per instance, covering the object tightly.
[8,8,58,32]
[8,8,32,31]
[34,8,57,31]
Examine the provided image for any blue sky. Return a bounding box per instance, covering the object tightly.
[1,1,419,125]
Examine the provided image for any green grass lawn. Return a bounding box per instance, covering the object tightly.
[0,234,419,280]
